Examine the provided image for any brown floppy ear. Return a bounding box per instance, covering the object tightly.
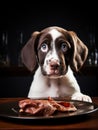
[68,31,88,72]
[21,31,40,72]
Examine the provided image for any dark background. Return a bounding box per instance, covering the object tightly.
[0,1,96,65]
[0,1,97,97]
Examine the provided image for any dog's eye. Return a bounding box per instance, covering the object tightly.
[61,43,68,52]
[41,43,48,52]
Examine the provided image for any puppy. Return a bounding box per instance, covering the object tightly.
[21,26,92,102]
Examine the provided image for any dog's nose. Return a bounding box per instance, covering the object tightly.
[49,60,60,69]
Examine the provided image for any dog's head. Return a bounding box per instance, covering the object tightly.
[21,26,88,78]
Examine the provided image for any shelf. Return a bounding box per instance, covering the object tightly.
[0,65,98,77]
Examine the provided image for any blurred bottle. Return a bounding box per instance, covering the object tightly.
[0,32,10,66]
[87,32,97,65]
[94,49,98,65]
[18,32,24,67]
[91,48,98,65]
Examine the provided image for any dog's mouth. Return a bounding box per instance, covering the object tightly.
[41,63,67,78]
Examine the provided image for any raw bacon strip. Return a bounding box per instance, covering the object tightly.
[48,97,77,112]
[19,99,56,116]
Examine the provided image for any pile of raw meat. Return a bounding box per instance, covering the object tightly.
[19,97,77,116]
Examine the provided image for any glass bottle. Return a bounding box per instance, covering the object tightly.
[0,32,10,66]
[88,31,97,66]
[18,32,24,67]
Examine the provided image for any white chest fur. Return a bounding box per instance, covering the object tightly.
[28,66,80,98]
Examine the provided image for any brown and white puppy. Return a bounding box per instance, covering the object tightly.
[21,26,92,102]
